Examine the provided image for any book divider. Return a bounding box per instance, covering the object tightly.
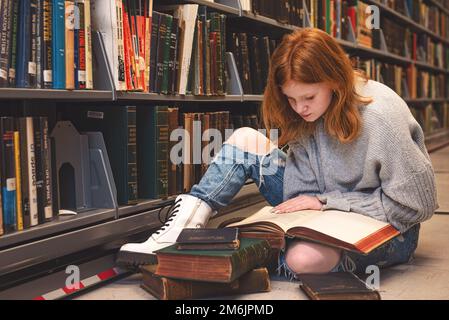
[216,0,242,16]
[92,31,117,100]
[50,121,118,214]
[302,0,312,28]
[226,52,244,97]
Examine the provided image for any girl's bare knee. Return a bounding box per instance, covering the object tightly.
[225,127,277,155]
[285,241,342,274]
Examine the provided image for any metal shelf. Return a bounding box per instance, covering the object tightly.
[0,88,114,101]
[0,208,116,250]
[0,208,160,276]
[405,98,449,105]
[116,92,244,102]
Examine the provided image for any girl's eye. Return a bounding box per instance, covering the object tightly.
[288,98,295,105]
[305,96,315,100]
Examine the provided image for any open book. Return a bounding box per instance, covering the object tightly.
[225,206,400,254]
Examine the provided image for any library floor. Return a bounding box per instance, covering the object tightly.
[75,146,449,300]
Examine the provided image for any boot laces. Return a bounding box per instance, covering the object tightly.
[154,197,183,235]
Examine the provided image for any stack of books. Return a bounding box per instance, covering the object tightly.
[140,228,273,300]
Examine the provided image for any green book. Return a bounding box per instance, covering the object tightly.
[161,15,173,94]
[137,105,169,199]
[154,237,271,283]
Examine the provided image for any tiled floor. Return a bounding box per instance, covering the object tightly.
[75,146,449,300]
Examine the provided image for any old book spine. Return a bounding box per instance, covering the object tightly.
[229,240,271,282]
[14,131,23,231]
[64,0,75,89]
[141,267,270,300]
[127,106,138,204]
[160,15,173,95]
[155,13,167,93]
[0,117,17,233]
[149,11,160,92]
[167,18,178,95]
[155,106,169,199]
[0,0,13,87]
[167,107,179,196]
[42,0,53,88]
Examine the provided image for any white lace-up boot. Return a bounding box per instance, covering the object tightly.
[116,194,217,268]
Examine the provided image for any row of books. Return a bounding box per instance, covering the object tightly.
[229,33,278,95]
[381,0,449,39]
[351,56,449,99]
[59,106,261,206]
[411,103,449,134]
[0,117,56,236]
[246,0,305,27]
[94,2,228,95]
[0,0,94,90]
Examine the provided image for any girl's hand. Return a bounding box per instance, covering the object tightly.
[270,195,323,214]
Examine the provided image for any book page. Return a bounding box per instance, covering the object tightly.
[227,206,319,233]
[299,210,392,244]
[228,206,394,245]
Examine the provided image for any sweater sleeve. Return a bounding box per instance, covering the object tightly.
[316,117,438,233]
[283,141,321,200]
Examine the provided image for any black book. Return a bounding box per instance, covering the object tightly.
[155,13,169,93]
[29,0,38,88]
[8,0,20,87]
[33,117,53,224]
[0,0,13,87]
[248,35,262,94]
[299,273,381,300]
[42,0,53,88]
[237,33,252,94]
[167,18,179,95]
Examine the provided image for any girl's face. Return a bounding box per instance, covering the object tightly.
[281,80,334,122]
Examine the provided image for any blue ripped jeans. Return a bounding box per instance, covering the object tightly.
[189,143,421,277]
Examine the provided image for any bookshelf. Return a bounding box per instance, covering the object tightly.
[1,0,449,299]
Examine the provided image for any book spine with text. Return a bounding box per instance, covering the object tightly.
[8,0,20,86]
[35,0,43,88]
[52,0,66,89]
[0,117,17,233]
[43,0,53,88]
[16,0,32,88]
[14,131,23,231]
[65,0,75,89]
[75,0,86,89]
[29,0,38,88]
[84,0,93,89]
[0,0,13,87]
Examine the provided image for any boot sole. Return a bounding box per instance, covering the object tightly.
[115,251,158,270]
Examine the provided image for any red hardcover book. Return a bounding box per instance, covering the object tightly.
[122,1,134,90]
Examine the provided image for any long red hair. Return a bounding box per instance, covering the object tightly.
[262,28,372,146]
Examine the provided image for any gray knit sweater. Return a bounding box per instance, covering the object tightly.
[283,79,438,233]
